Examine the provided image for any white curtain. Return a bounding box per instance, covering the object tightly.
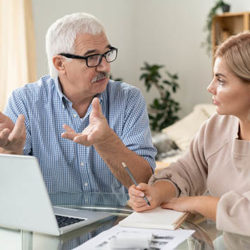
[0,0,36,111]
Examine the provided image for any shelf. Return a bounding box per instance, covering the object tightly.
[211,11,250,58]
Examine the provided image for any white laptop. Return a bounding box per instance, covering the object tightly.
[0,154,111,236]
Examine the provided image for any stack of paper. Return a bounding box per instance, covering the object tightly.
[73,208,192,249]
[119,207,188,230]
[73,225,194,250]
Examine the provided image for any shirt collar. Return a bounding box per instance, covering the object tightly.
[55,77,71,105]
[55,77,105,106]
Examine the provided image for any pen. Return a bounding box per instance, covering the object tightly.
[121,162,151,206]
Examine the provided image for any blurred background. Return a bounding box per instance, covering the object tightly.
[1,0,250,119]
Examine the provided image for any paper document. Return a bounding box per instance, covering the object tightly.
[73,225,194,250]
[119,207,188,230]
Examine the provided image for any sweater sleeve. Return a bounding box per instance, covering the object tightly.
[217,190,250,236]
[149,121,208,196]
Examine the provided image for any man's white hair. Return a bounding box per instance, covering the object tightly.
[45,13,105,79]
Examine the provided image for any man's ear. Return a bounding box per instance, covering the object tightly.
[53,55,66,74]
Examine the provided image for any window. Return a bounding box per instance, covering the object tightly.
[0,0,36,110]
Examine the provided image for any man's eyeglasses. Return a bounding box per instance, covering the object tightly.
[59,47,118,68]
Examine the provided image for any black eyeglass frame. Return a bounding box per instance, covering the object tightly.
[59,47,118,68]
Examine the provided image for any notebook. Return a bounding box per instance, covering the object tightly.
[119,207,188,230]
[0,154,111,236]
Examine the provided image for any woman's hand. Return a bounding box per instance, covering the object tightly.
[162,196,219,221]
[161,196,196,213]
[128,183,162,212]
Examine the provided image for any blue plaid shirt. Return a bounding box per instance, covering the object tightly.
[4,76,156,193]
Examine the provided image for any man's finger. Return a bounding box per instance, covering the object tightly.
[0,112,14,131]
[91,97,103,117]
[0,128,11,146]
[0,111,8,122]
[61,125,77,140]
[8,115,26,141]
[63,124,75,133]
[73,134,91,146]
[61,132,77,140]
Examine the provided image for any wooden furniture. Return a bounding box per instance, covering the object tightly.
[211,12,250,58]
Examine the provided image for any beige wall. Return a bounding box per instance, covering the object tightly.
[31,0,250,118]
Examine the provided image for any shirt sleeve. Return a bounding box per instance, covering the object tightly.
[121,88,157,171]
[217,190,250,236]
[4,88,32,155]
[148,121,208,196]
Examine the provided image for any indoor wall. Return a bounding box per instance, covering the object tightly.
[32,0,250,117]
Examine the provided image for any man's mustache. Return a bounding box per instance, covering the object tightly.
[91,72,110,83]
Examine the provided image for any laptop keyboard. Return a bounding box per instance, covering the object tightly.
[55,215,85,228]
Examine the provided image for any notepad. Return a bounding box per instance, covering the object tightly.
[119,207,188,230]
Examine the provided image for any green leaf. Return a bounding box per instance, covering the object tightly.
[141,62,181,131]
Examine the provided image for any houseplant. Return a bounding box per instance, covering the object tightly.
[202,0,231,55]
[140,62,181,132]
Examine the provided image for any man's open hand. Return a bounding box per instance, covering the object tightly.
[0,112,26,154]
[61,97,112,146]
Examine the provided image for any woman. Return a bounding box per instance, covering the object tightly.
[128,32,250,237]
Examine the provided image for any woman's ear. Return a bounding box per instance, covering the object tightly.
[53,55,66,74]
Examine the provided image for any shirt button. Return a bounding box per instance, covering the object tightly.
[73,114,77,118]
[80,162,84,166]
[84,182,88,187]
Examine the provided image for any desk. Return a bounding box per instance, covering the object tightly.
[0,192,222,250]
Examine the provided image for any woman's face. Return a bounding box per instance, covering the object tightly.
[207,57,250,120]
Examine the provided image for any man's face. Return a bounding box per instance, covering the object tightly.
[60,32,111,99]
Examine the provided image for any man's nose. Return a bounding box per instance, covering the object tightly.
[96,56,110,71]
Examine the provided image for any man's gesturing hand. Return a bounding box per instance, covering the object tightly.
[61,97,112,146]
[0,112,26,154]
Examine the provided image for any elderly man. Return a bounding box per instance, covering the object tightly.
[0,13,156,193]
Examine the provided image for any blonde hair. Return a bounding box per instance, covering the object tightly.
[215,32,250,82]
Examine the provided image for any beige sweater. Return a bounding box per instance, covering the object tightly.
[149,114,250,236]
